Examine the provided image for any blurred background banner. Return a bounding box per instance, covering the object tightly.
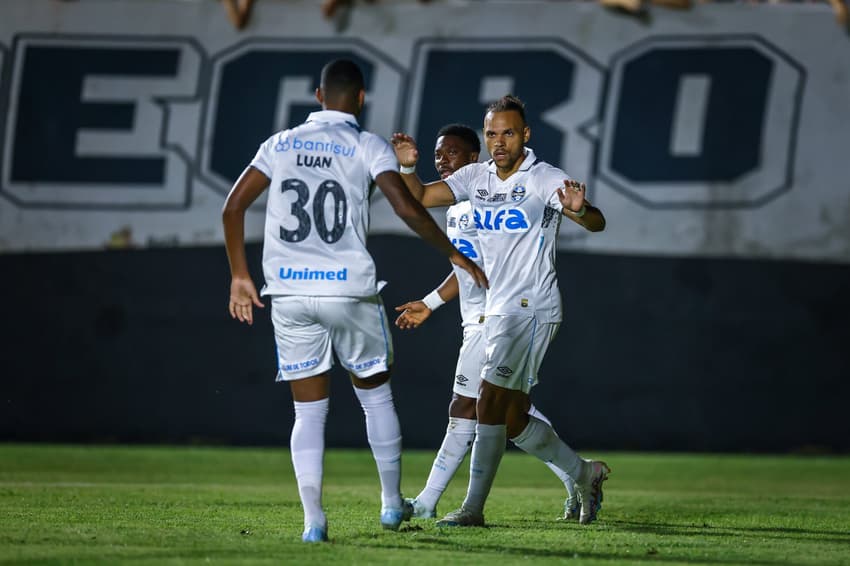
[1,0,848,451]
[1,0,848,261]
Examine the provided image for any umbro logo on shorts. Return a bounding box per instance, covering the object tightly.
[496,366,513,377]
[455,374,468,386]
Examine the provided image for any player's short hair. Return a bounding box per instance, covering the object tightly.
[486,95,527,125]
[437,123,481,153]
[320,59,365,98]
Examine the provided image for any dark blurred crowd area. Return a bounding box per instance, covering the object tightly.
[51,0,849,32]
[321,0,847,31]
[322,0,846,31]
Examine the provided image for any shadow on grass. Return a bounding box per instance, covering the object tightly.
[605,519,850,543]
[348,535,792,565]
[340,517,850,564]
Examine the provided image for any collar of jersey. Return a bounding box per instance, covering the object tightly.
[306,110,360,128]
[487,147,538,175]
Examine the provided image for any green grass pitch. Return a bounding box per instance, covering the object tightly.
[1,444,848,565]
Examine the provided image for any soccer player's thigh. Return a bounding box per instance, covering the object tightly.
[270,296,334,381]
[319,295,394,377]
[481,315,559,393]
[453,324,485,399]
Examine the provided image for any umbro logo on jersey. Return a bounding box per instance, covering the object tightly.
[473,208,530,232]
[274,136,356,157]
[496,366,513,377]
[476,189,489,199]
[455,374,468,386]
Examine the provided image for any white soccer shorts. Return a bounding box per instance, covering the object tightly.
[452,323,485,398]
[481,314,560,393]
[270,294,394,381]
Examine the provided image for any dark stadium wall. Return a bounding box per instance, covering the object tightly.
[1,236,848,453]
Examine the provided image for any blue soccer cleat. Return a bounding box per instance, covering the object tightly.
[301,524,328,543]
[380,499,414,530]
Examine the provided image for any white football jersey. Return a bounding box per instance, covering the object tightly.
[446,200,485,326]
[250,110,398,297]
[445,148,566,323]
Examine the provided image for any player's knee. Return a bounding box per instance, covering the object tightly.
[351,379,394,409]
[289,373,331,402]
[505,409,530,439]
[350,368,392,389]
[476,382,507,423]
[449,394,477,419]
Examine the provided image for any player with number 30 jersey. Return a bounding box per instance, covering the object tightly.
[222,59,486,543]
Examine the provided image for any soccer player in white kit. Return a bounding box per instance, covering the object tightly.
[222,60,487,543]
[391,95,610,526]
[392,124,580,521]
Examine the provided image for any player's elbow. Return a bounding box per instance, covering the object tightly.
[588,216,606,232]
[222,197,245,223]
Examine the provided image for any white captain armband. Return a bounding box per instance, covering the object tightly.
[422,289,445,311]
[399,164,417,174]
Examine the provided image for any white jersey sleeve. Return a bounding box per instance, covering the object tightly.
[362,134,399,179]
[250,134,277,179]
[537,166,570,212]
[444,162,484,203]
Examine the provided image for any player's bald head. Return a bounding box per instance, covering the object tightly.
[320,59,365,101]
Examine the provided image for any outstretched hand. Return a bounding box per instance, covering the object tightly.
[394,300,432,329]
[557,179,586,213]
[229,276,264,325]
[391,133,419,168]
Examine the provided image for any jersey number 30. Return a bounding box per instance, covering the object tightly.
[279,178,348,244]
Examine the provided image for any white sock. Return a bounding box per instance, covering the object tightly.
[527,403,551,425]
[461,423,506,515]
[417,417,476,511]
[353,382,403,509]
[291,398,329,529]
[525,405,576,495]
[511,416,584,481]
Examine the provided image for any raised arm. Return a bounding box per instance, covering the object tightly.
[222,166,270,324]
[394,272,459,330]
[375,170,487,289]
[391,132,456,208]
[557,179,606,232]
